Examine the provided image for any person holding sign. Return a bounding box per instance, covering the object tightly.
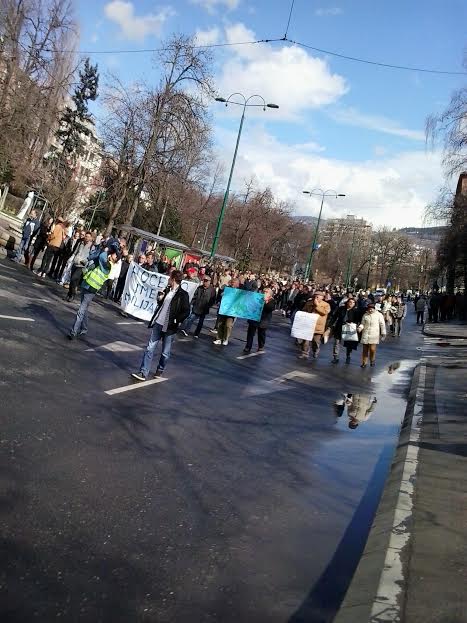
[132,270,190,381]
[299,292,331,360]
[243,288,275,354]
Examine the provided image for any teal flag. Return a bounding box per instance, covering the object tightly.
[219,287,265,322]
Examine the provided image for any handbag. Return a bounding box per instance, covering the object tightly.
[342,322,358,342]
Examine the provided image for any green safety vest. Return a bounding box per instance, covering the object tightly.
[83,262,110,291]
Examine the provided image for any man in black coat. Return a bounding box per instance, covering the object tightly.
[132,270,190,380]
[243,288,276,353]
[181,275,216,338]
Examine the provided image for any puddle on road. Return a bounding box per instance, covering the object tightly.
[334,393,378,430]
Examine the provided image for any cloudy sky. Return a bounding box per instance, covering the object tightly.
[77,0,467,227]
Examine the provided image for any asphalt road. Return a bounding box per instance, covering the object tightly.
[0,258,424,623]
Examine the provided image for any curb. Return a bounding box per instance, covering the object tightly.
[334,362,424,623]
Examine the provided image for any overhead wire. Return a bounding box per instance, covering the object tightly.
[283,0,296,39]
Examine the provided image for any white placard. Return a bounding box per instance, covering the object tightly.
[291,311,319,341]
[121,262,198,321]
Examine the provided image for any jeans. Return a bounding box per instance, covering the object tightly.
[13,236,31,262]
[184,311,206,336]
[333,338,354,360]
[416,310,424,324]
[246,324,266,350]
[70,290,95,336]
[392,318,403,335]
[140,323,174,377]
[39,245,60,275]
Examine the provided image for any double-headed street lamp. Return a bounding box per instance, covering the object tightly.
[302,188,345,281]
[210,93,279,258]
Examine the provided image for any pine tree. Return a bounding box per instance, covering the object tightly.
[56,58,99,162]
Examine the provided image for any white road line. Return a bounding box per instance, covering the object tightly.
[0,314,35,322]
[242,369,314,397]
[32,282,46,287]
[370,362,426,621]
[0,274,16,282]
[0,263,16,271]
[85,340,143,352]
[237,351,266,360]
[116,321,144,325]
[105,377,168,395]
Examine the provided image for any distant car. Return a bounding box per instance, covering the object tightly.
[373,288,386,297]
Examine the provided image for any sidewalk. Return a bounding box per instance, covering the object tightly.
[424,320,467,339]
[335,328,467,622]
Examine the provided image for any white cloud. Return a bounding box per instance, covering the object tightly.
[192,0,240,13]
[330,107,425,141]
[195,26,220,46]
[216,23,348,120]
[215,125,443,227]
[315,7,342,16]
[104,1,175,41]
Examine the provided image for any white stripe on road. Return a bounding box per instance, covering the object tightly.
[370,362,426,621]
[242,369,314,397]
[0,314,35,322]
[105,377,168,395]
[85,340,143,352]
[0,274,16,282]
[0,263,16,271]
[237,351,265,360]
[32,282,46,287]
[116,321,145,325]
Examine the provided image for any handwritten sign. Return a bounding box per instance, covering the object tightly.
[291,311,319,341]
[121,263,198,321]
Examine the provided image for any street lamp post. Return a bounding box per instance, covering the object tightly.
[302,189,345,281]
[345,226,358,289]
[210,93,279,258]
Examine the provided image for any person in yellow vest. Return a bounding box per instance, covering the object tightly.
[67,241,121,340]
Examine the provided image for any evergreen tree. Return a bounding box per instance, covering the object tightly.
[56,58,99,162]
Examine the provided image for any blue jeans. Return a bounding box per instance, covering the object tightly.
[70,290,95,336]
[13,236,31,262]
[183,311,206,336]
[140,323,174,377]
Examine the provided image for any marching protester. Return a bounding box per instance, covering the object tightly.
[67,240,122,340]
[415,294,427,325]
[132,270,190,380]
[330,297,361,364]
[243,288,275,354]
[214,277,240,346]
[358,304,387,368]
[113,251,132,304]
[66,231,94,302]
[299,291,331,360]
[389,296,407,337]
[181,275,216,338]
[12,209,39,264]
[37,217,66,278]
[29,216,53,271]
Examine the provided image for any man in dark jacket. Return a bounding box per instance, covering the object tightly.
[12,209,39,263]
[132,270,190,380]
[243,288,275,353]
[181,275,216,338]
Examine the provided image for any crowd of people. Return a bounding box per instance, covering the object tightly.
[8,212,465,381]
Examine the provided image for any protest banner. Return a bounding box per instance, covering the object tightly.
[291,311,319,341]
[121,262,198,321]
[219,287,264,322]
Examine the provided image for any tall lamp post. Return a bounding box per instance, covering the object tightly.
[210,93,279,258]
[302,189,345,281]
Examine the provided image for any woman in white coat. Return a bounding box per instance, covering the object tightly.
[358,304,386,368]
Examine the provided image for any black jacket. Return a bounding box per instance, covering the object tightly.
[148,286,190,335]
[331,305,361,336]
[192,284,216,316]
[248,299,275,329]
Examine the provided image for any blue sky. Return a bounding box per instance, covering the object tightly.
[76,0,467,227]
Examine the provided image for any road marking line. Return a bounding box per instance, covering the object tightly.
[237,351,266,360]
[0,314,35,322]
[0,274,16,282]
[242,369,314,397]
[370,362,426,621]
[32,282,46,287]
[85,340,143,352]
[116,321,144,325]
[0,263,16,271]
[105,377,168,395]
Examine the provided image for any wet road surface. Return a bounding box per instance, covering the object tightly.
[0,259,424,623]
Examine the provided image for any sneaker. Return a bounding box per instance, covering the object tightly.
[370,362,376,367]
[298,353,308,360]
[131,372,146,382]
[242,348,251,354]
[67,333,75,341]
[213,339,222,345]
[360,363,367,369]
[257,347,265,352]
[181,329,189,337]
[222,340,229,346]
[154,369,163,378]
[77,331,87,337]
[193,334,199,339]
[209,328,218,334]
